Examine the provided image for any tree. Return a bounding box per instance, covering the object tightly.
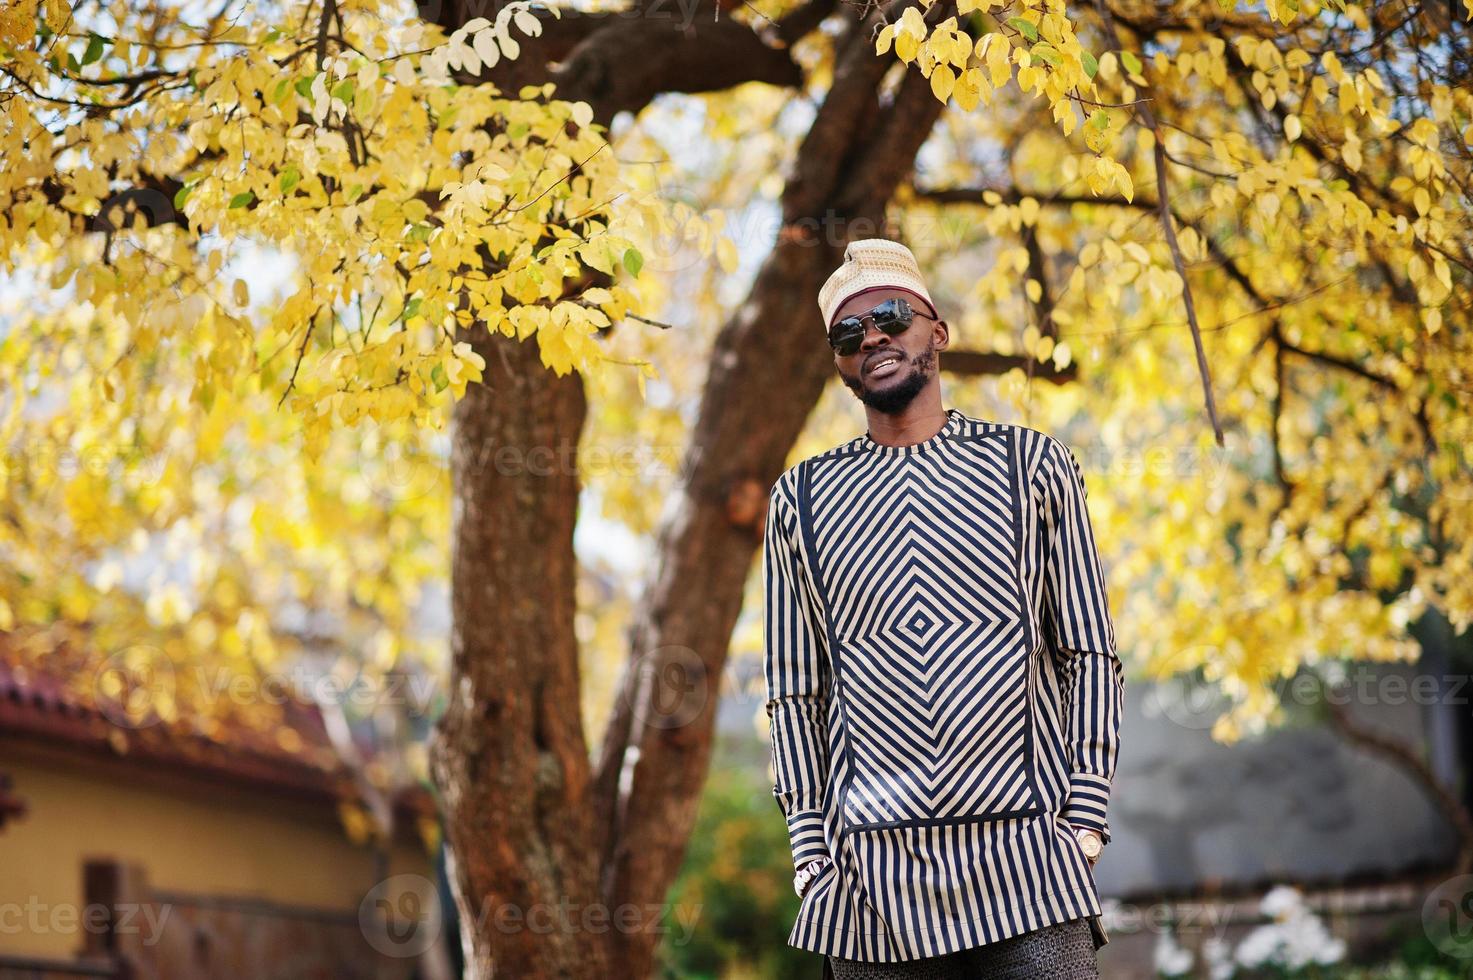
[4,0,1471,976]
[3,3,650,971]
[480,0,1473,969]
[0,0,639,696]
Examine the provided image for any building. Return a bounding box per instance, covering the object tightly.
[0,632,443,979]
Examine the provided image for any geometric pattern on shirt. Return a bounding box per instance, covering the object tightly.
[840,618,1035,825]
[807,431,1042,829]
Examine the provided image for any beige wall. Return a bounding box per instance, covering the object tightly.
[0,738,432,961]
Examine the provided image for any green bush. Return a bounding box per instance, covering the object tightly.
[655,747,825,980]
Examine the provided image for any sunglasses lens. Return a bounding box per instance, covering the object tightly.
[829,299,916,354]
[829,318,860,354]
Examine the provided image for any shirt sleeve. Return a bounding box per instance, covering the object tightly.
[762,471,834,870]
[1040,437,1125,845]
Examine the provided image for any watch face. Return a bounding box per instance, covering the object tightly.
[1080,834,1101,857]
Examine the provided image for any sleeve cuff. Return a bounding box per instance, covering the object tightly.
[1061,771,1114,845]
[783,806,830,869]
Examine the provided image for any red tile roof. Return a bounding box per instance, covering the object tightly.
[0,631,434,822]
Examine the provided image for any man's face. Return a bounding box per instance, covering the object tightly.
[830,289,947,413]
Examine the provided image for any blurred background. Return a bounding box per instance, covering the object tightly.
[2,0,1471,977]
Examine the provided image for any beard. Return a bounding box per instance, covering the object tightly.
[840,345,937,414]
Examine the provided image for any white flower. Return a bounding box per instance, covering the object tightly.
[1234,924,1280,969]
[1153,929,1193,978]
[1234,885,1346,972]
[1259,884,1306,920]
[1201,935,1234,980]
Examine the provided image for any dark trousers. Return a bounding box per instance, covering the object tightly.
[823,916,1101,980]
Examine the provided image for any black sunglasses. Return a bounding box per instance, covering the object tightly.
[828,297,919,357]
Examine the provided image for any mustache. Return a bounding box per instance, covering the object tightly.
[864,349,910,371]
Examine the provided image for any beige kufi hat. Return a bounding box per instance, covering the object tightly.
[817,238,938,330]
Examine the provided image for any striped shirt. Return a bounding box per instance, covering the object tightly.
[762,407,1124,962]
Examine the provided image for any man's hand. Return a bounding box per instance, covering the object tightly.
[1074,827,1104,865]
[794,856,831,898]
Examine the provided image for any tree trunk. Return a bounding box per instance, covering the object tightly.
[433,328,607,978]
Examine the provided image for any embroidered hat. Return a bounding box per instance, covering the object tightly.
[818,238,938,330]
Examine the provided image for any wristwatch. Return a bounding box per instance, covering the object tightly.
[794,856,830,897]
[1074,827,1103,862]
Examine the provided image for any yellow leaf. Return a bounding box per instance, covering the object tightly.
[953,69,982,111]
[1113,164,1134,203]
[987,34,1012,88]
[1039,331,1068,371]
[1058,105,1078,137]
[955,33,975,68]
[1084,173,1105,196]
[895,31,920,62]
[716,237,739,274]
[580,239,616,275]
[931,65,956,103]
[1434,256,1452,290]
[876,23,895,55]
